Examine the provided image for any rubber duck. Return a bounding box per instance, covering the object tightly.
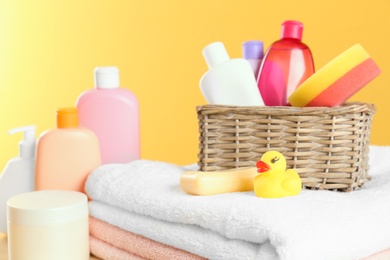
[254,151,302,198]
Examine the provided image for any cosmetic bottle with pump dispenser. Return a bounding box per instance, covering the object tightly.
[76,66,140,164]
[243,40,264,77]
[35,108,101,193]
[200,42,265,106]
[257,20,314,106]
[0,125,36,233]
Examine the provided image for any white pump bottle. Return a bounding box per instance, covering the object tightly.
[0,125,36,233]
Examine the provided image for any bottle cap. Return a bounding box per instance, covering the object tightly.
[242,41,264,60]
[94,66,120,89]
[8,125,36,159]
[202,42,230,69]
[281,20,303,40]
[57,108,79,129]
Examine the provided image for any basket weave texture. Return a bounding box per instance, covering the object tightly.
[197,102,376,192]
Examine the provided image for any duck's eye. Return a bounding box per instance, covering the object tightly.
[271,157,279,164]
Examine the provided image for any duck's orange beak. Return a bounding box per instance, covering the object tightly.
[256,161,270,173]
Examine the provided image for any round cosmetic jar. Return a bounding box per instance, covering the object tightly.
[7,190,89,260]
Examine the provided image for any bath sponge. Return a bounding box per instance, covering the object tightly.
[288,44,381,107]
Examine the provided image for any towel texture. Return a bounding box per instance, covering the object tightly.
[86,146,390,260]
[90,235,145,260]
[89,216,206,260]
[362,248,390,260]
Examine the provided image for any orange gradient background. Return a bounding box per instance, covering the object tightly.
[0,0,389,170]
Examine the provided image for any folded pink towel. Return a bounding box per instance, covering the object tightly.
[89,216,206,260]
[90,235,145,260]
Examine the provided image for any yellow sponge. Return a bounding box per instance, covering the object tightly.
[289,44,381,107]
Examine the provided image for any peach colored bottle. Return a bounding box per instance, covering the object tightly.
[76,67,140,164]
[35,108,101,193]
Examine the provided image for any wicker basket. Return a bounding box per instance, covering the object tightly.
[197,102,376,192]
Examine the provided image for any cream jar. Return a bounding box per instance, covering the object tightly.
[7,190,89,260]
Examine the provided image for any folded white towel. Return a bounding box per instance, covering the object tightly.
[85,146,390,260]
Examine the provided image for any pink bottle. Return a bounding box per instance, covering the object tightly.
[257,20,314,106]
[76,67,140,164]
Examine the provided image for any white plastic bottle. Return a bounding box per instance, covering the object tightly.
[0,125,36,233]
[199,41,265,106]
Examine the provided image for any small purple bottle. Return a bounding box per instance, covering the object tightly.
[242,41,264,77]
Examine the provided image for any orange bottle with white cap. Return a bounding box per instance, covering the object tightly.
[35,108,101,193]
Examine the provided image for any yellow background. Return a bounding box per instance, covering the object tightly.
[0,0,389,170]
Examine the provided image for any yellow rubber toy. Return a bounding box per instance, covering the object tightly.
[254,151,302,198]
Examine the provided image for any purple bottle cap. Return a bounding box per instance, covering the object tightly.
[242,41,264,60]
[281,20,303,40]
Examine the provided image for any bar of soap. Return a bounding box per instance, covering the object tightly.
[180,167,258,196]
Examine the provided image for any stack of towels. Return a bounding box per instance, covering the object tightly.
[85,146,390,260]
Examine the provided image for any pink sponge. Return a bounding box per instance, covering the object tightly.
[288,44,381,107]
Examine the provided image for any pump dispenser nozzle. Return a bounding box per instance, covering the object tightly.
[1,125,36,233]
[8,125,36,159]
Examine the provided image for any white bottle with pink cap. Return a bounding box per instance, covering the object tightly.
[76,67,140,164]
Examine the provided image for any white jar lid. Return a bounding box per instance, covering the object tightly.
[7,190,88,226]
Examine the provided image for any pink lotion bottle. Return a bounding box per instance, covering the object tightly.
[76,67,140,164]
[257,20,314,106]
